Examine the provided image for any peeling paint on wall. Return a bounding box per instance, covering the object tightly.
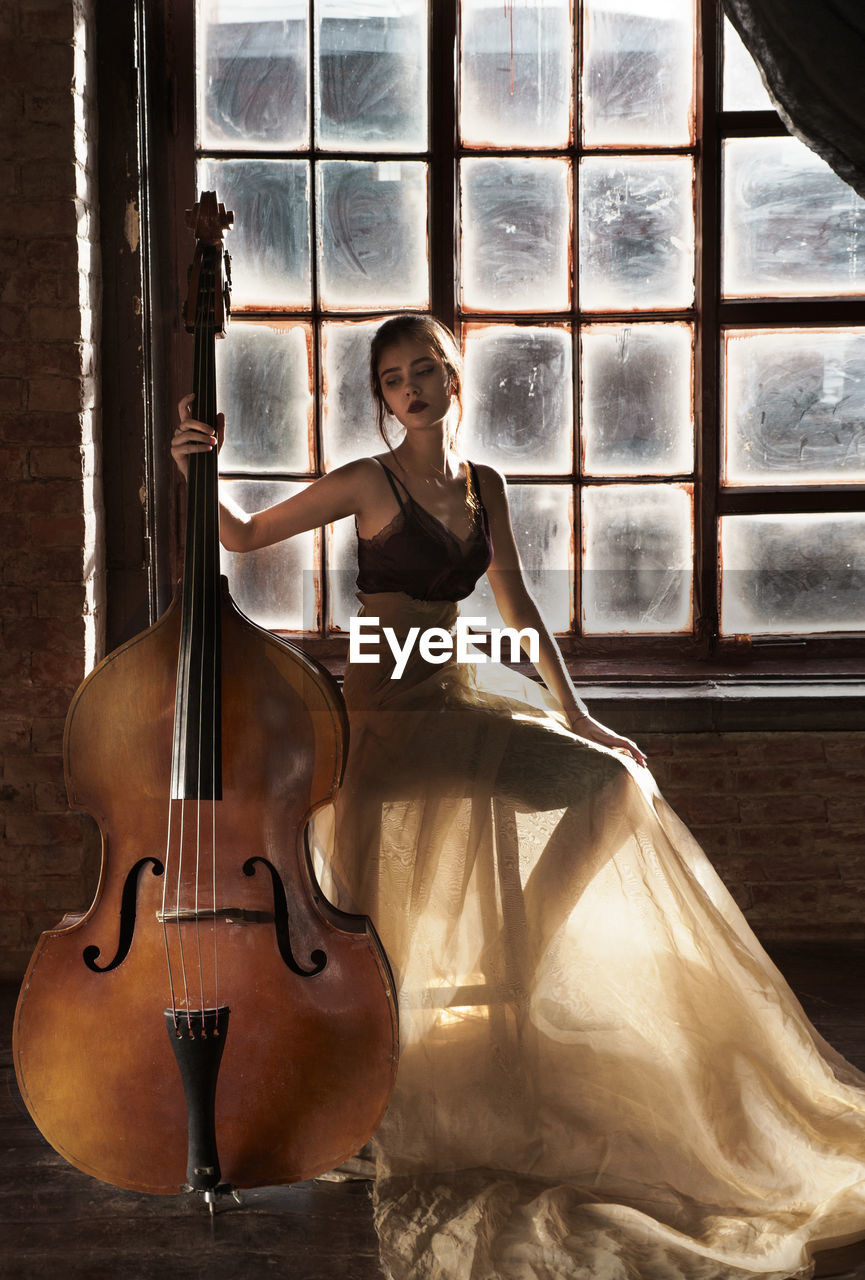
[124,198,140,254]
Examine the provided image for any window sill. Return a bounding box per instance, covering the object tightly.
[578,679,864,734]
[287,638,863,734]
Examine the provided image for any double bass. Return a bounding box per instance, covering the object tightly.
[13,192,398,1206]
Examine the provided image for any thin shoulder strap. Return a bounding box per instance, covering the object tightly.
[467,460,485,512]
[376,457,409,507]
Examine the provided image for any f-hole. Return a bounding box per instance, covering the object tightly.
[83,857,164,972]
[242,857,327,977]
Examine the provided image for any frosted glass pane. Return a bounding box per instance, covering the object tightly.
[582,484,693,634]
[460,0,571,148]
[327,513,362,631]
[461,159,571,312]
[463,484,572,632]
[461,325,572,474]
[720,514,865,635]
[723,137,865,297]
[580,157,694,311]
[196,0,309,150]
[220,480,317,630]
[722,16,773,112]
[217,322,312,474]
[581,324,693,477]
[724,329,865,485]
[321,320,387,469]
[317,161,428,310]
[582,0,695,147]
[197,159,310,309]
[316,1,427,152]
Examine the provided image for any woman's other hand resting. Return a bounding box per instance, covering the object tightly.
[567,711,647,768]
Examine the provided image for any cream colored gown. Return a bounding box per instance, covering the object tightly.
[311,584,865,1280]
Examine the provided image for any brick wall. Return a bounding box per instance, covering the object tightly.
[646,731,865,939]
[0,0,103,980]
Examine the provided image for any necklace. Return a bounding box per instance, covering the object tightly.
[394,452,477,511]
[396,452,452,484]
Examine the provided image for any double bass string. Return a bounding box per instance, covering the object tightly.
[160,795,180,1024]
[162,247,229,1036]
[196,264,221,1030]
[174,796,192,1021]
[190,263,219,1031]
[193,278,208,1027]
[180,270,208,1027]
[197,263,223,1029]
[207,272,221,1026]
[163,258,220,1034]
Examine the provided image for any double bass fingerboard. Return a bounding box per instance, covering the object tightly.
[171,242,224,802]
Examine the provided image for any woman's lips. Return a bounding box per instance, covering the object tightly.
[407,400,428,413]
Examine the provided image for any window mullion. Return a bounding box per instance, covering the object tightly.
[430,0,458,332]
[720,487,865,516]
[573,3,583,637]
[695,0,723,653]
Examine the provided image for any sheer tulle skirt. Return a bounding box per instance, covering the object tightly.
[311,593,865,1280]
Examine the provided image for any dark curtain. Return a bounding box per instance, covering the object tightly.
[723,0,865,198]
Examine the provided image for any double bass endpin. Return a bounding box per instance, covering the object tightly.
[182,1182,242,1215]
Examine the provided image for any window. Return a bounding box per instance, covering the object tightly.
[177,0,865,676]
[717,21,865,664]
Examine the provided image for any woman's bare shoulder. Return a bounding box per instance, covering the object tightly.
[323,455,396,517]
[472,462,508,503]
[326,455,387,490]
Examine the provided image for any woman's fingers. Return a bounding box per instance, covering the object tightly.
[603,738,645,766]
[171,394,219,479]
[606,732,646,767]
[175,395,215,440]
[575,717,646,767]
[176,394,219,440]
[173,424,216,447]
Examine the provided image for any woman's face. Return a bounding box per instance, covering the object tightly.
[376,336,453,433]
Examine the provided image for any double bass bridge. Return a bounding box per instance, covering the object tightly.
[157,906,274,925]
[160,857,328,979]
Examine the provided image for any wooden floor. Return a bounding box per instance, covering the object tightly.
[4,944,865,1280]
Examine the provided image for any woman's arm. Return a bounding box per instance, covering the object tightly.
[172,394,375,552]
[477,465,646,766]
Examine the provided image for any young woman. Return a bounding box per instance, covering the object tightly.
[173,315,865,1280]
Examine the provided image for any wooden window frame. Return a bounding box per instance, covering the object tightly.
[132,0,865,691]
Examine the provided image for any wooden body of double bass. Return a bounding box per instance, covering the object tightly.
[14,584,397,1194]
[14,192,398,1195]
